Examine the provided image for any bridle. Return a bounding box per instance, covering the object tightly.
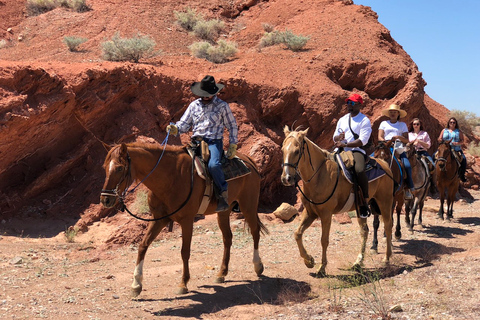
[282,135,339,205]
[435,142,459,181]
[100,153,133,199]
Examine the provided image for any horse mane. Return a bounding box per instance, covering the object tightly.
[304,136,330,158]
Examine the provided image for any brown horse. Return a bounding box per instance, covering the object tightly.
[373,140,405,244]
[404,143,431,231]
[435,140,460,220]
[100,142,267,297]
[281,127,393,276]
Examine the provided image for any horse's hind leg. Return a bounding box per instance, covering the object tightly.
[353,218,369,269]
[294,211,316,270]
[395,196,404,240]
[242,208,265,277]
[371,214,380,253]
[177,218,194,294]
[132,219,171,298]
[215,211,233,283]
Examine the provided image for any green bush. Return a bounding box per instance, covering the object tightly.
[189,40,237,64]
[174,7,203,31]
[63,36,87,51]
[449,109,480,137]
[261,23,275,33]
[101,32,157,63]
[26,0,90,16]
[282,29,309,51]
[192,19,225,42]
[26,0,57,16]
[259,29,309,51]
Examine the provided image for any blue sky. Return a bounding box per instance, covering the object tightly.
[357,0,480,116]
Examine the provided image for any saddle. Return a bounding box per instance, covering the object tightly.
[186,139,251,215]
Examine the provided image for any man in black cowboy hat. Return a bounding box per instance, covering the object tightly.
[166,75,238,212]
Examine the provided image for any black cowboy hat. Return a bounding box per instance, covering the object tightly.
[190,75,224,97]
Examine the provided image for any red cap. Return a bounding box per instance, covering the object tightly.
[345,94,363,104]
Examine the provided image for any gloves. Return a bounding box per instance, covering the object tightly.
[166,124,178,136]
[226,144,237,159]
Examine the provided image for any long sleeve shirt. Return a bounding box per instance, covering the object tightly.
[175,96,238,144]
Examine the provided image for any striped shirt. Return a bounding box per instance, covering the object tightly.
[175,96,238,144]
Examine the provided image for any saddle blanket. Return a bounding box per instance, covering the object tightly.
[336,154,386,184]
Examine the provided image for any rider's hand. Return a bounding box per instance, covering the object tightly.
[336,132,345,142]
[226,144,237,159]
[166,124,178,136]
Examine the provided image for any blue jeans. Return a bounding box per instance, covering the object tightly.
[399,152,414,189]
[417,150,434,166]
[206,139,228,193]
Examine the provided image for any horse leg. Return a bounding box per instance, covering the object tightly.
[353,218,369,269]
[316,216,332,277]
[409,198,418,233]
[404,198,411,227]
[446,188,456,220]
[177,219,194,294]
[294,211,316,270]
[437,187,445,220]
[215,211,232,283]
[377,199,393,265]
[242,204,264,277]
[370,214,380,253]
[132,219,171,298]
[395,197,403,240]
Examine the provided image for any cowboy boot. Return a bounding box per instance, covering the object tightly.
[216,190,229,212]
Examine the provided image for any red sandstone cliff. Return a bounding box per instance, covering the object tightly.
[0,0,475,237]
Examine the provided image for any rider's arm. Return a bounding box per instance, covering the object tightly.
[437,129,445,143]
[378,129,385,142]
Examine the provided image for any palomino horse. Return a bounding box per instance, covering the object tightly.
[281,127,393,276]
[100,142,267,297]
[404,143,431,231]
[373,140,405,244]
[435,140,460,220]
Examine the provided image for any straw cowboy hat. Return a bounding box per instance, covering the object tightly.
[191,75,224,97]
[382,104,407,118]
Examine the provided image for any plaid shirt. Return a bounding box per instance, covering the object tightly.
[176,96,238,144]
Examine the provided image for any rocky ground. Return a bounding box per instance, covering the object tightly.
[1,190,479,319]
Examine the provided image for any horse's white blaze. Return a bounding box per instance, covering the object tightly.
[132,260,144,288]
[283,140,295,176]
[108,160,115,175]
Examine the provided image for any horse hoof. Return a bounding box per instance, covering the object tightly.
[446,216,452,221]
[304,256,315,269]
[131,286,142,298]
[254,263,264,276]
[215,276,225,283]
[176,287,188,295]
[315,269,327,278]
[351,263,363,272]
[370,248,379,254]
[395,232,401,240]
[436,214,444,220]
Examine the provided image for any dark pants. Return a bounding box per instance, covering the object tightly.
[398,152,414,189]
[353,151,368,199]
[458,150,467,179]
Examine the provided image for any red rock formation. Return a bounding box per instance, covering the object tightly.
[0,0,477,229]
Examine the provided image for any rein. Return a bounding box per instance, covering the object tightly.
[435,145,459,182]
[283,136,340,205]
[103,132,195,222]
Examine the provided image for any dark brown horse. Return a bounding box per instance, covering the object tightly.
[435,140,460,220]
[373,140,405,244]
[281,127,393,276]
[100,142,267,297]
[404,144,431,231]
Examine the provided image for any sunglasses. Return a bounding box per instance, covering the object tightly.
[449,121,456,124]
[346,100,357,106]
[413,123,420,126]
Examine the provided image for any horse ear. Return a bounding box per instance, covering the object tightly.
[283,125,291,136]
[119,143,128,158]
[301,128,309,136]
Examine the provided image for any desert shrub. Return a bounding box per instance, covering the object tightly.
[63,36,87,51]
[206,40,238,63]
[101,32,157,63]
[259,29,309,51]
[192,19,225,42]
[189,40,237,64]
[467,142,480,156]
[174,7,203,31]
[259,30,284,48]
[26,0,57,16]
[26,0,90,15]
[282,29,309,51]
[449,109,480,137]
[189,41,211,60]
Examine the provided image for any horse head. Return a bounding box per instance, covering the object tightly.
[100,143,132,208]
[436,139,453,171]
[374,140,393,160]
[405,142,416,159]
[281,125,309,186]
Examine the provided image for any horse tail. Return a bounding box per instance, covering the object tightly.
[258,216,269,235]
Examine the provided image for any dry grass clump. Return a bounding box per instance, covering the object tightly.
[101,32,157,63]
[26,0,90,16]
[63,36,87,52]
[189,40,237,64]
[260,28,309,52]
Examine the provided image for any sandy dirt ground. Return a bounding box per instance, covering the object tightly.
[1,189,479,320]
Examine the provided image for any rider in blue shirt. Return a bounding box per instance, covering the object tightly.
[437,117,467,182]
